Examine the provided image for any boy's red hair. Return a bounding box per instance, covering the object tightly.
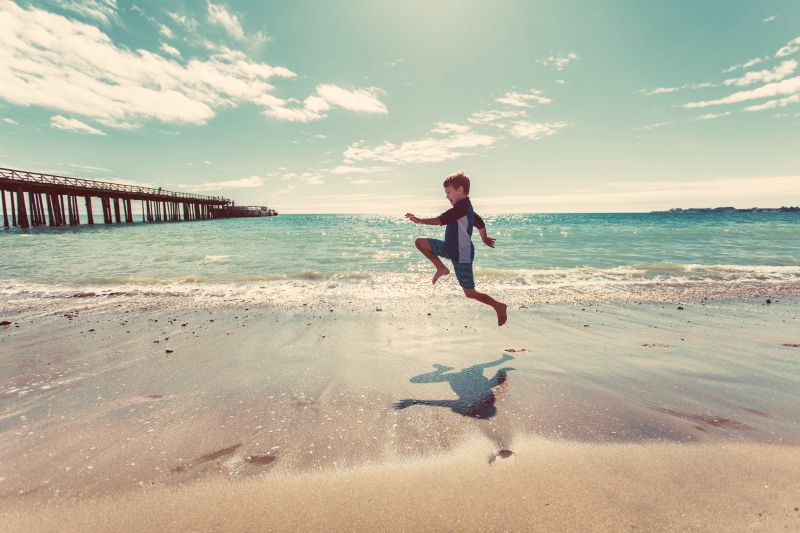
[443,171,470,195]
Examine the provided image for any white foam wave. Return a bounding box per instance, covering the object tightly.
[202,255,232,263]
[1,262,799,316]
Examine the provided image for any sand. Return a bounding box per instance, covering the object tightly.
[3,438,800,532]
[1,289,799,531]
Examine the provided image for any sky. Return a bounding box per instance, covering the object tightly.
[0,0,798,214]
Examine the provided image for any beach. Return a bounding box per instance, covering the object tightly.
[1,213,799,530]
[3,0,800,528]
[2,278,799,531]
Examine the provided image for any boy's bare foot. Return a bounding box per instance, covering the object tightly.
[496,303,508,326]
[432,267,450,284]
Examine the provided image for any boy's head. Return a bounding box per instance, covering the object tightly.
[443,171,470,205]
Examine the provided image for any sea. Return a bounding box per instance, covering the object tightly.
[2,212,799,306]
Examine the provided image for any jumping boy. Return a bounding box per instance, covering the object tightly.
[405,172,508,326]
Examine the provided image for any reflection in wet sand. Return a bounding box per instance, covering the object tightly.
[393,354,515,419]
[394,355,516,450]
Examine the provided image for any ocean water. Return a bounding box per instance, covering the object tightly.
[1,212,799,302]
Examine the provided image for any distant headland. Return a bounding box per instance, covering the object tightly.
[652,206,799,214]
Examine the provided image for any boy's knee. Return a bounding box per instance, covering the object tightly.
[415,237,429,250]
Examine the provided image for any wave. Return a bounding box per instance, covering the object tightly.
[638,262,687,272]
[1,262,798,313]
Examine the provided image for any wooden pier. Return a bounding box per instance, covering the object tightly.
[0,167,234,229]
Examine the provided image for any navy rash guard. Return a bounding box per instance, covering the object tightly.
[437,197,485,264]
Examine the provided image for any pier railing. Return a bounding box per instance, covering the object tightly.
[0,167,229,203]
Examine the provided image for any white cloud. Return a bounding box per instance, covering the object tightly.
[273,171,325,194]
[191,175,264,191]
[639,82,714,96]
[207,1,244,41]
[744,92,800,112]
[333,85,566,171]
[537,52,578,71]
[50,115,105,135]
[167,11,197,31]
[776,36,800,57]
[159,24,174,39]
[343,128,496,165]
[762,15,777,23]
[262,104,323,123]
[643,87,678,95]
[160,43,181,58]
[0,1,316,128]
[280,171,324,185]
[722,57,764,74]
[468,109,526,126]
[261,84,388,122]
[632,121,675,132]
[315,84,387,114]
[690,111,732,120]
[54,0,117,26]
[431,122,472,134]
[3,117,18,125]
[496,89,552,107]
[724,60,797,86]
[508,121,567,140]
[684,76,800,108]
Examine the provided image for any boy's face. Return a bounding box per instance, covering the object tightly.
[444,185,466,205]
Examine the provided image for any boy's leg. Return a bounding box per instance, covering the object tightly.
[452,261,508,326]
[415,238,450,284]
[463,288,508,327]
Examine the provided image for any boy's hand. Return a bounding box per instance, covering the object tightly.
[482,235,496,248]
[405,213,421,224]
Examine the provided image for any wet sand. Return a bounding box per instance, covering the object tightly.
[1,291,799,531]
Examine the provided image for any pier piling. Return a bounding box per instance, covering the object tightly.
[1,190,8,228]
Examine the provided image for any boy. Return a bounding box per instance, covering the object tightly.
[405,172,508,326]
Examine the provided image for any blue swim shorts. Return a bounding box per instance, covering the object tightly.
[426,238,475,289]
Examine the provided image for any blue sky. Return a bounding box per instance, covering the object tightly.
[0,0,798,213]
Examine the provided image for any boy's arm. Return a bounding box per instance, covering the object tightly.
[405,201,469,226]
[404,213,442,225]
[474,213,496,248]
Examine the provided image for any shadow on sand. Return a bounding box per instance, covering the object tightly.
[393,354,515,419]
